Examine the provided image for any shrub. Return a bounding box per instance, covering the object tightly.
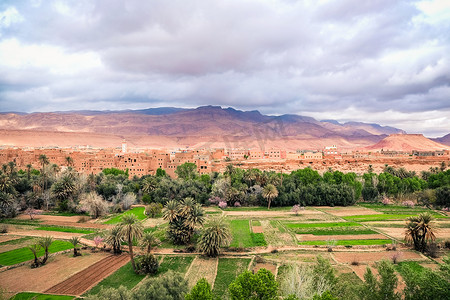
[391,252,401,264]
[135,254,159,275]
[402,201,415,208]
[234,201,241,207]
[291,204,301,215]
[229,268,278,300]
[382,197,391,206]
[78,216,89,223]
[185,278,214,300]
[133,270,188,300]
[0,224,8,233]
[145,203,163,218]
[208,196,221,205]
[444,240,450,249]
[218,201,227,209]
[435,186,450,208]
[142,194,151,204]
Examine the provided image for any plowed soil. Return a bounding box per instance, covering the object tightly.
[185,257,218,288]
[8,227,85,240]
[320,207,382,217]
[252,226,263,233]
[298,234,387,241]
[17,214,109,229]
[333,251,424,264]
[252,262,277,275]
[0,235,21,243]
[44,254,129,296]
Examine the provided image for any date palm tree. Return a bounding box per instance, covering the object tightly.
[140,232,159,254]
[163,200,179,223]
[38,236,53,264]
[120,214,143,272]
[405,212,436,253]
[69,236,81,257]
[105,225,123,255]
[263,184,278,210]
[198,217,231,257]
[28,243,42,267]
[39,155,49,190]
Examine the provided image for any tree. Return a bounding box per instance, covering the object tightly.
[175,162,198,180]
[140,232,159,254]
[229,268,278,300]
[360,260,400,300]
[135,253,159,275]
[65,156,74,167]
[185,278,214,300]
[28,243,42,268]
[79,192,109,218]
[105,225,123,255]
[119,214,144,272]
[405,213,436,253]
[38,154,49,191]
[145,203,163,218]
[263,184,278,209]
[52,175,76,210]
[38,236,53,265]
[70,236,81,257]
[133,270,188,300]
[198,217,231,257]
[84,286,132,300]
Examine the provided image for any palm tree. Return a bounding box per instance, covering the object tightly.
[263,184,278,209]
[105,225,123,255]
[52,175,76,203]
[38,236,53,264]
[39,154,49,191]
[163,200,179,223]
[26,164,32,180]
[28,243,42,268]
[140,232,159,254]
[120,214,144,272]
[70,236,81,257]
[198,217,231,257]
[405,212,436,253]
[65,156,73,167]
[142,176,157,194]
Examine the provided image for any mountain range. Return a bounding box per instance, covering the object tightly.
[0,106,448,151]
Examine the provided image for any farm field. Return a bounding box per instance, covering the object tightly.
[1,203,449,299]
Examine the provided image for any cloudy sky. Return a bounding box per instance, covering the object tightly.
[0,0,449,137]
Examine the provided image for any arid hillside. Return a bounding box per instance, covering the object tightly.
[0,106,406,150]
[364,134,449,151]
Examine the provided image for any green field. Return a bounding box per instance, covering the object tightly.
[157,255,194,275]
[35,226,95,234]
[213,258,251,297]
[104,207,146,224]
[298,239,392,246]
[0,236,33,246]
[229,220,254,248]
[11,292,74,300]
[0,240,73,266]
[86,261,146,295]
[343,214,435,222]
[251,233,267,246]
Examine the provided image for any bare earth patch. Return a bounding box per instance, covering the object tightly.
[142,218,166,227]
[320,207,382,217]
[0,235,21,243]
[185,257,218,288]
[375,227,450,240]
[0,238,34,253]
[252,226,263,233]
[252,262,277,276]
[16,214,109,229]
[297,234,387,241]
[225,210,323,217]
[0,252,108,294]
[8,227,85,240]
[333,251,424,264]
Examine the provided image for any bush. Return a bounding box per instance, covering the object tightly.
[135,254,159,275]
[402,201,415,208]
[133,270,188,300]
[362,185,379,202]
[229,268,278,300]
[185,278,214,300]
[142,194,151,204]
[145,203,163,218]
[435,186,450,208]
[0,224,8,233]
[218,201,227,209]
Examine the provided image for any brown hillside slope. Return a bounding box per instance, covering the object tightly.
[364,134,449,152]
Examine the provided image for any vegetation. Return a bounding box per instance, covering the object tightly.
[35,226,94,234]
[185,278,214,300]
[157,256,194,275]
[213,258,251,297]
[198,217,232,257]
[229,220,254,248]
[405,212,436,253]
[11,292,74,300]
[119,214,144,272]
[0,240,72,266]
[228,268,278,300]
[298,239,392,246]
[135,253,159,275]
[104,207,146,224]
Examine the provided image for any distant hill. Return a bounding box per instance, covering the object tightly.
[432,133,450,146]
[0,106,407,150]
[364,134,449,152]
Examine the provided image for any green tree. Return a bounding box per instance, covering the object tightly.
[198,217,231,257]
[140,232,159,254]
[120,214,144,272]
[133,270,188,300]
[405,213,436,253]
[229,268,278,300]
[175,162,198,180]
[263,184,278,209]
[38,236,53,265]
[39,154,49,191]
[84,286,132,300]
[70,236,81,257]
[105,225,123,255]
[185,278,214,300]
[360,260,400,300]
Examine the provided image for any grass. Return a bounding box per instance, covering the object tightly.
[0,240,73,266]
[343,214,432,222]
[270,220,287,233]
[35,226,95,234]
[0,219,42,226]
[298,239,392,246]
[156,255,194,275]
[251,233,267,246]
[42,211,88,217]
[11,292,74,299]
[229,220,254,248]
[104,207,147,224]
[86,261,145,295]
[284,222,361,228]
[358,204,446,217]
[252,220,261,226]
[213,258,251,296]
[394,261,426,275]
[0,236,33,246]
[293,228,377,235]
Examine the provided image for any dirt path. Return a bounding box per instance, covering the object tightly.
[319,206,382,217]
[224,210,323,217]
[44,254,129,296]
[16,214,110,229]
[0,252,108,295]
[8,227,85,240]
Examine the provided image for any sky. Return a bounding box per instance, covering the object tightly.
[0,0,449,137]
